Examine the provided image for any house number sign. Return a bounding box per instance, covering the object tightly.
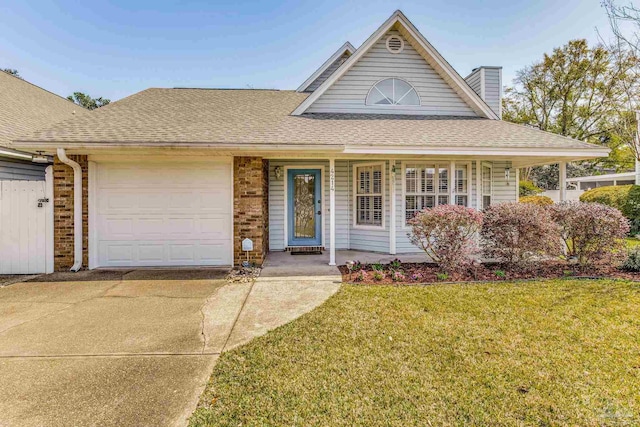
[330,167,335,191]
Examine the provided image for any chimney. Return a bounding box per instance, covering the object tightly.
[465,66,502,118]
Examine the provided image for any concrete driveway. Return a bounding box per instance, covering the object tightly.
[0,269,340,427]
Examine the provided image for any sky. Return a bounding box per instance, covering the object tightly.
[0,0,616,102]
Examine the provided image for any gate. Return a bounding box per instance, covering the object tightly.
[0,167,53,274]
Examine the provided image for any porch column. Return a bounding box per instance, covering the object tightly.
[636,111,640,185]
[329,158,336,266]
[389,159,396,255]
[450,161,456,205]
[559,161,567,202]
[515,167,520,202]
[475,160,482,210]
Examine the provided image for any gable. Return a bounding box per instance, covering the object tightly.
[305,29,476,116]
[305,51,351,92]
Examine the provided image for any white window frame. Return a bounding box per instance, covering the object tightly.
[365,77,421,106]
[401,161,473,226]
[352,162,385,230]
[481,162,493,209]
[454,162,473,207]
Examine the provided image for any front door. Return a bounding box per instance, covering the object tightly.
[287,169,322,246]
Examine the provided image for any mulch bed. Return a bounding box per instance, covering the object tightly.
[338,260,640,285]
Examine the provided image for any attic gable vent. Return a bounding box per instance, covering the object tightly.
[386,35,404,53]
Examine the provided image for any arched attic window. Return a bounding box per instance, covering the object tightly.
[365,78,420,106]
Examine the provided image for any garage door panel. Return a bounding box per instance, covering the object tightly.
[98,240,230,266]
[95,161,232,267]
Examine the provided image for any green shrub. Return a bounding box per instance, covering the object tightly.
[580,185,640,234]
[520,195,554,206]
[519,180,543,196]
[621,248,640,272]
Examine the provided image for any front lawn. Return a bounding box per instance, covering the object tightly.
[191,280,640,426]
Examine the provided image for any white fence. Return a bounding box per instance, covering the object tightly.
[0,167,53,274]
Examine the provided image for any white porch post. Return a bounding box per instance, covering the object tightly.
[389,160,396,255]
[636,111,640,185]
[515,167,520,202]
[329,158,336,266]
[475,160,482,210]
[559,161,567,202]
[450,161,456,205]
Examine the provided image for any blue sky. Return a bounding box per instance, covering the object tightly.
[0,0,614,101]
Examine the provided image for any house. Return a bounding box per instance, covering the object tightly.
[0,71,85,179]
[10,10,609,271]
[0,71,87,274]
[543,171,637,202]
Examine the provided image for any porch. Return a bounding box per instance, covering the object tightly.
[262,250,428,277]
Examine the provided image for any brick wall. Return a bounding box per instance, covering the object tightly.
[53,155,88,271]
[233,157,269,266]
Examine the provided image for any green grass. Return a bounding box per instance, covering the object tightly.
[190,280,640,426]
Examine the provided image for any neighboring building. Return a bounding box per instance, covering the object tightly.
[543,172,637,202]
[0,71,86,179]
[12,10,608,271]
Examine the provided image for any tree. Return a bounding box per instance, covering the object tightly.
[503,39,640,188]
[67,92,110,110]
[602,0,640,183]
[2,68,21,78]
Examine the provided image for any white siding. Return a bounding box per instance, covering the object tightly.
[465,69,482,98]
[269,159,514,255]
[269,160,349,251]
[305,52,351,93]
[483,68,501,118]
[464,67,502,118]
[306,30,477,116]
[491,161,517,204]
[348,161,390,253]
[0,158,47,181]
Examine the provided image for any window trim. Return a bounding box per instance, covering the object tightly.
[454,161,473,208]
[365,77,421,107]
[352,161,386,230]
[401,161,473,227]
[481,162,493,209]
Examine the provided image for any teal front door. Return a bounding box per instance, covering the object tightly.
[287,169,322,246]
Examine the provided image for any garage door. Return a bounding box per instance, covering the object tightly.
[94,161,232,267]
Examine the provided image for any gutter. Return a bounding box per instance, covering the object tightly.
[0,148,33,160]
[56,148,83,272]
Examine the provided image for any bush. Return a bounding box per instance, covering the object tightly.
[520,195,554,206]
[481,202,561,265]
[621,248,640,272]
[407,204,483,273]
[519,180,543,196]
[551,201,630,265]
[580,185,640,235]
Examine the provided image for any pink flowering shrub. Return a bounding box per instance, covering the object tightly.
[407,205,483,273]
[551,201,630,265]
[481,202,561,265]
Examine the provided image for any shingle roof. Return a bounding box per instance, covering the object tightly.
[0,71,87,147]
[16,87,603,151]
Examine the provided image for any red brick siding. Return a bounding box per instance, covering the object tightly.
[53,155,88,271]
[233,157,269,266]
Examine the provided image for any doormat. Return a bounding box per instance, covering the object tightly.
[290,250,323,255]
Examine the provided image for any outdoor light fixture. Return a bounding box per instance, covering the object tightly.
[505,167,511,184]
[274,166,283,179]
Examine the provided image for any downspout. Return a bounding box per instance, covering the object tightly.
[56,148,82,272]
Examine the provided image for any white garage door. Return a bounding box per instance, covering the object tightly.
[94,161,232,267]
